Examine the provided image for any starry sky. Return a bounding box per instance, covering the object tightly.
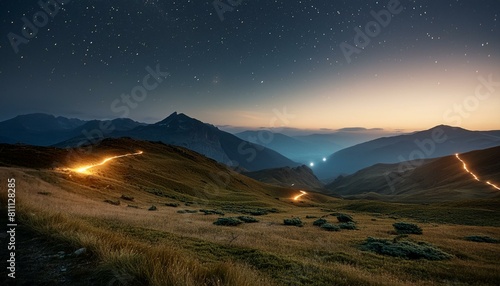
[1,0,499,131]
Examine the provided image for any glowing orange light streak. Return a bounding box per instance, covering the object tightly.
[455,153,479,181]
[73,151,143,174]
[455,153,500,190]
[486,181,500,191]
[293,190,307,201]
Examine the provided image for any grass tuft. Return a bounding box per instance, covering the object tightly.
[361,237,452,260]
[237,216,259,223]
[393,222,422,235]
[213,217,243,226]
[337,214,354,223]
[338,222,357,230]
[464,235,499,243]
[313,218,327,226]
[321,223,340,232]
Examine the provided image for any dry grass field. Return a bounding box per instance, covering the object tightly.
[1,139,499,285]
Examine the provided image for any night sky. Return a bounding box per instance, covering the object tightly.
[1,0,499,131]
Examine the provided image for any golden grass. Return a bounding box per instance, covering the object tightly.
[2,139,500,286]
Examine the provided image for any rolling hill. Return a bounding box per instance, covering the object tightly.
[56,112,299,172]
[243,165,325,190]
[326,145,500,202]
[315,125,500,180]
[1,139,499,285]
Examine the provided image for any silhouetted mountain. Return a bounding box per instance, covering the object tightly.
[325,146,500,203]
[0,114,145,147]
[55,118,146,147]
[315,125,500,180]
[243,165,324,190]
[56,112,299,171]
[0,113,86,146]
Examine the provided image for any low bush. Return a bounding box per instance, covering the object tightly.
[104,199,120,206]
[313,218,327,226]
[284,217,303,227]
[321,223,340,232]
[177,210,197,214]
[200,209,225,215]
[237,216,259,223]
[464,236,499,243]
[337,214,354,223]
[361,237,451,260]
[213,217,242,226]
[120,194,134,201]
[148,205,157,211]
[393,222,422,235]
[338,222,357,230]
[165,203,180,207]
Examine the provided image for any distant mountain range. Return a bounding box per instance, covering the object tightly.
[235,130,340,163]
[0,112,298,172]
[325,145,500,203]
[315,125,500,180]
[0,113,144,146]
[2,114,499,179]
[235,129,393,164]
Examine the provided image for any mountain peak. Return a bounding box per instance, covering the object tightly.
[421,125,470,135]
[155,112,191,125]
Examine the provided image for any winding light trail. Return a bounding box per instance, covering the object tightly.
[455,153,500,190]
[293,190,307,201]
[73,151,143,174]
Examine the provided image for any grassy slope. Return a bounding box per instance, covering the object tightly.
[326,145,500,203]
[1,138,499,285]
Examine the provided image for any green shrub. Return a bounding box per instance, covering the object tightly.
[284,217,303,227]
[247,209,268,216]
[200,209,225,215]
[104,199,120,206]
[213,217,242,226]
[313,218,327,226]
[464,236,499,243]
[120,194,134,201]
[339,222,357,230]
[393,222,422,235]
[361,237,451,260]
[237,216,259,223]
[165,203,179,207]
[337,214,354,223]
[177,210,198,214]
[321,223,340,232]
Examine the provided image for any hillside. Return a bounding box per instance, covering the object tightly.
[56,112,299,172]
[0,139,499,285]
[326,146,500,203]
[315,125,500,179]
[243,165,325,190]
[0,138,309,205]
